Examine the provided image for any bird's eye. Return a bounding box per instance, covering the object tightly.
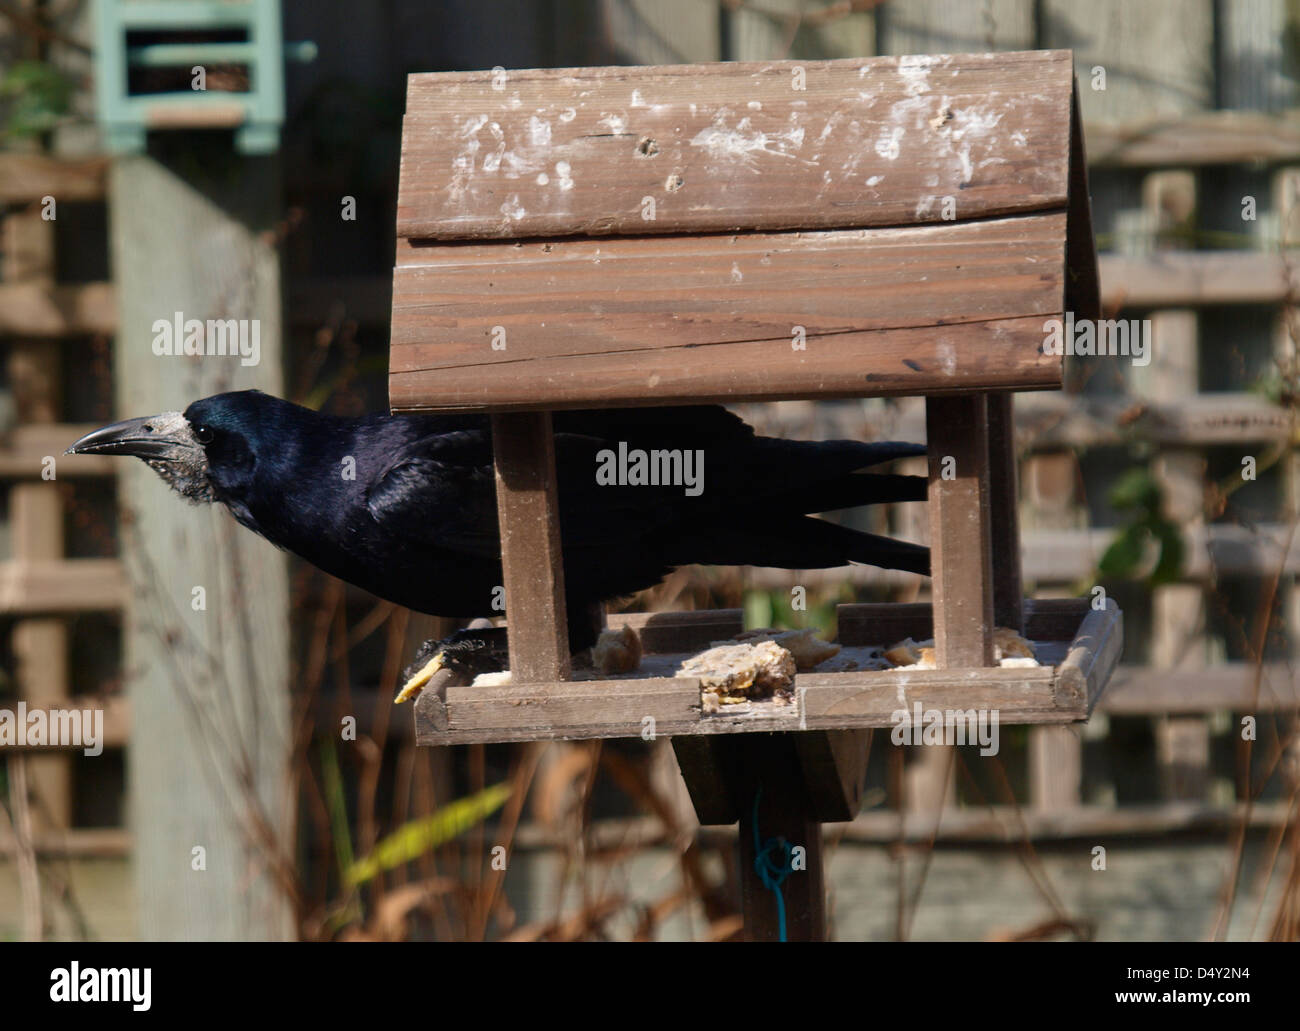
[195,426,214,444]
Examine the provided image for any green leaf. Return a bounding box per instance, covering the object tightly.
[1098,523,1149,579]
[1108,468,1161,513]
[1148,519,1186,585]
[0,60,75,139]
[345,782,513,887]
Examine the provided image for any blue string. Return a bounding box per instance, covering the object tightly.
[751,786,794,942]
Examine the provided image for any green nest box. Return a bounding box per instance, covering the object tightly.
[92,0,315,155]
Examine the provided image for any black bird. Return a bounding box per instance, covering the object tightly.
[69,391,928,693]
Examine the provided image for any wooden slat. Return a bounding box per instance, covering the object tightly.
[926,395,994,667]
[398,51,1072,241]
[0,424,118,478]
[0,282,116,335]
[443,677,701,733]
[1085,111,1300,167]
[606,608,743,653]
[0,828,131,858]
[1012,393,1297,448]
[1055,599,1124,714]
[0,154,110,203]
[392,213,1066,411]
[0,560,128,613]
[1023,524,1300,581]
[1100,665,1300,714]
[1100,252,1300,308]
[836,597,1090,645]
[838,802,1295,843]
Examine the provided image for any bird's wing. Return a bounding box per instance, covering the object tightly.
[363,430,501,558]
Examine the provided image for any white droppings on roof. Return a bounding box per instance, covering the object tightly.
[598,112,627,133]
[938,341,957,376]
[536,173,549,185]
[559,107,577,122]
[1010,130,1027,147]
[460,113,488,137]
[866,174,883,186]
[631,89,648,107]
[527,115,551,147]
[689,111,807,168]
[555,161,574,190]
[508,94,522,109]
[874,125,903,160]
[748,100,762,110]
[730,263,743,283]
[915,195,936,217]
[499,195,526,220]
[898,54,935,96]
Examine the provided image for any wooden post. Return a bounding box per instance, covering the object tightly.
[926,395,995,668]
[110,152,292,940]
[986,393,1024,632]
[490,412,571,683]
[734,735,826,942]
[4,208,71,834]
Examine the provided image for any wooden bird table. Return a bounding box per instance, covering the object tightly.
[390,50,1120,941]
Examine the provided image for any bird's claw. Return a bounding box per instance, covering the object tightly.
[394,627,509,703]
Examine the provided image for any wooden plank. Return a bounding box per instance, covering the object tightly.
[1055,599,1124,714]
[926,395,994,667]
[1029,725,1082,809]
[0,559,127,613]
[0,424,118,478]
[1100,664,1300,713]
[799,666,1061,727]
[397,51,1073,241]
[0,828,132,858]
[836,801,1296,842]
[671,736,740,825]
[1100,252,1300,308]
[444,677,697,732]
[390,214,1067,412]
[1011,393,1297,447]
[1085,111,1300,167]
[606,608,743,653]
[1157,715,1211,801]
[793,729,870,823]
[1023,524,1300,581]
[491,412,571,683]
[837,597,1090,645]
[986,393,1023,631]
[0,154,109,203]
[0,282,116,336]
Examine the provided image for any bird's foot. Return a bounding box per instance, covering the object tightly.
[395,626,509,703]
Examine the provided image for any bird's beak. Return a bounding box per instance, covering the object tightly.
[66,412,197,461]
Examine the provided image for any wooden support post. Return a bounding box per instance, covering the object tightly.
[926,395,994,668]
[734,735,826,942]
[490,412,571,683]
[986,392,1024,632]
[4,208,71,833]
[110,153,291,940]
